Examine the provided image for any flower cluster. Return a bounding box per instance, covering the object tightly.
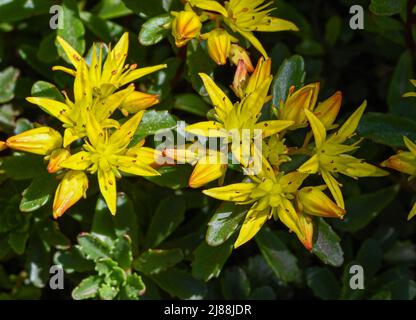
[170,0,298,69]
[163,55,388,250]
[1,33,166,217]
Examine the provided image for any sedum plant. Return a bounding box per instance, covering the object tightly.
[0,0,415,301]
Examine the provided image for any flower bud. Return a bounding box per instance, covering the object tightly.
[0,141,7,152]
[314,91,342,129]
[232,59,249,98]
[120,91,159,115]
[171,10,202,47]
[47,148,71,173]
[278,83,320,128]
[6,127,62,155]
[229,44,254,72]
[381,152,416,176]
[202,29,237,65]
[245,57,272,95]
[297,186,346,218]
[53,170,89,219]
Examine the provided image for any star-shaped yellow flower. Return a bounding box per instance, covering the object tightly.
[59,111,160,215]
[188,0,298,57]
[298,102,388,209]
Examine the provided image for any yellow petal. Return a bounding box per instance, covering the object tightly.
[98,169,117,215]
[199,73,233,120]
[53,171,89,219]
[26,97,72,124]
[381,152,416,176]
[120,91,159,115]
[86,113,104,147]
[109,111,144,149]
[234,206,270,248]
[94,85,135,121]
[74,60,92,105]
[235,29,268,58]
[404,136,416,156]
[280,172,308,193]
[0,141,7,152]
[63,128,82,148]
[298,154,320,174]
[255,120,294,138]
[255,17,299,32]
[60,151,92,171]
[116,156,160,176]
[314,91,342,129]
[321,169,344,209]
[111,32,129,66]
[305,109,326,149]
[56,36,83,68]
[329,100,366,144]
[120,64,167,87]
[188,0,228,17]
[203,183,255,201]
[185,121,226,137]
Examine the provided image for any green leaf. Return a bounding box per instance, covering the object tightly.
[77,233,113,261]
[186,40,215,95]
[0,154,46,180]
[37,33,59,63]
[57,0,86,63]
[370,0,406,16]
[145,196,186,247]
[358,113,416,148]
[151,268,207,299]
[53,247,94,274]
[31,81,65,102]
[120,273,146,300]
[221,267,251,300]
[93,0,132,19]
[134,248,184,275]
[334,186,399,233]
[80,11,124,43]
[0,67,20,104]
[72,276,102,300]
[8,230,29,255]
[306,267,341,300]
[121,0,172,18]
[272,55,305,108]
[111,235,133,269]
[255,228,301,283]
[191,237,234,282]
[312,218,344,267]
[173,93,210,117]
[139,14,172,46]
[134,110,177,140]
[19,174,58,212]
[357,239,383,277]
[387,51,414,116]
[144,166,193,190]
[0,0,50,23]
[206,202,248,246]
[25,234,50,288]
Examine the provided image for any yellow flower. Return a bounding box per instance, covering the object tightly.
[203,160,314,250]
[27,59,133,147]
[47,148,71,173]
[183,63,292,185]
[403,79,416,98]
[54,32,166,98]
[201,29,237,65]
[298,103,388,209]
[171,10,202,47]
[53,170,89,219]
[382,136,416,220]
[59,111,160,215]
[6,127,62,155]
[188,0,298,57]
